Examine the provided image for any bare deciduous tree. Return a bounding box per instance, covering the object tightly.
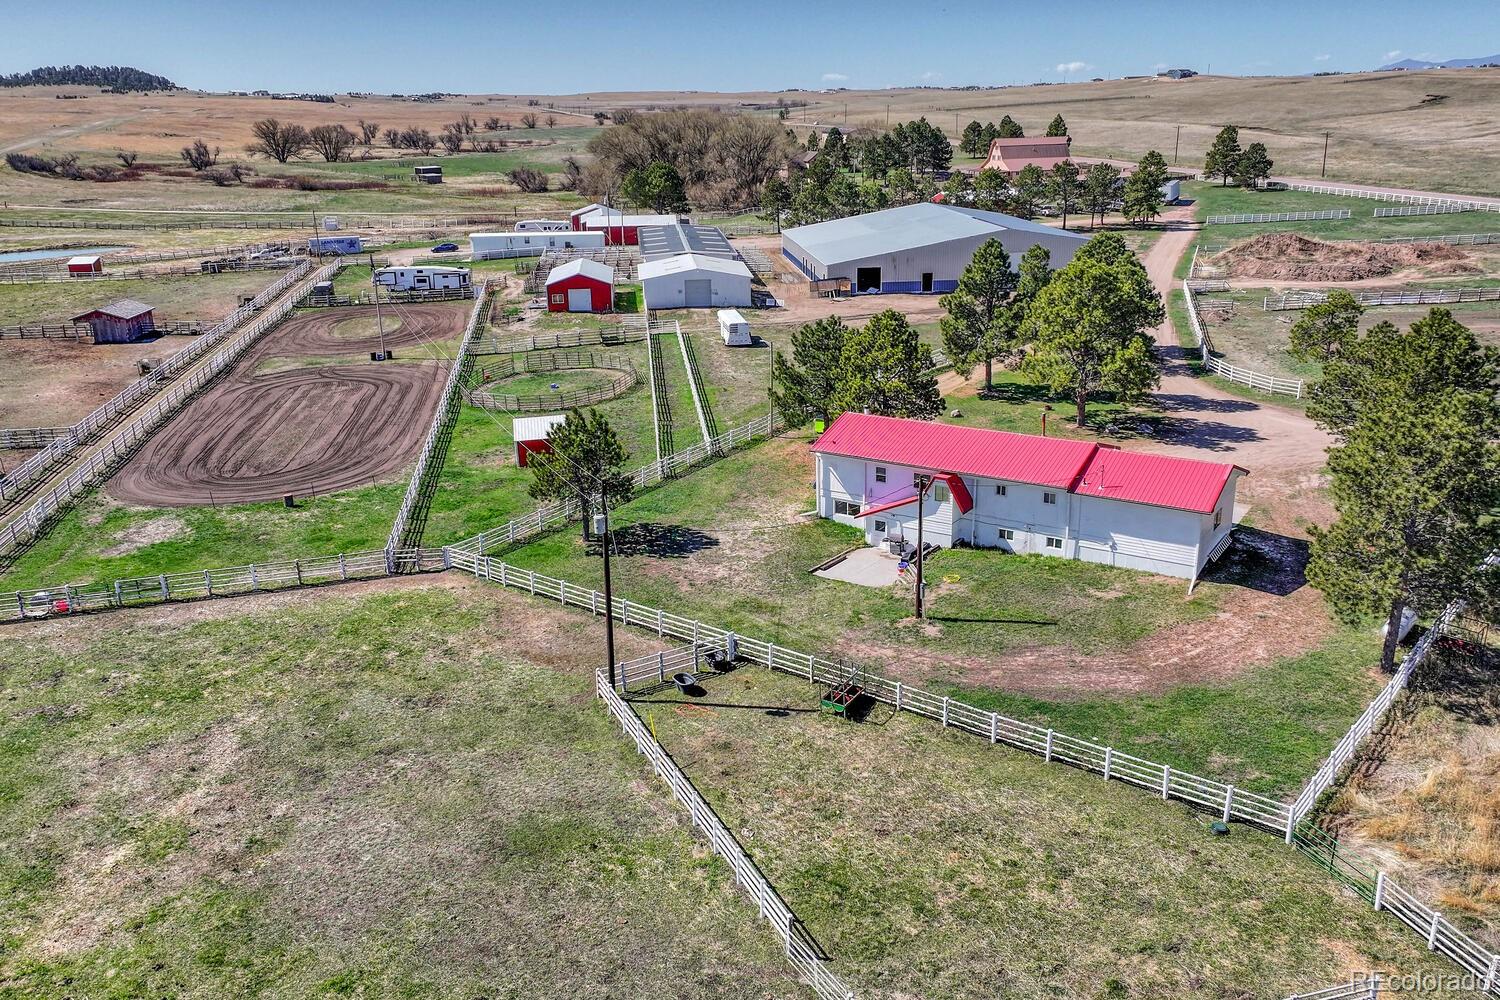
[520,112,539,129]
[308,124,357,162]
[247,118,310,163]
[115,150,138,167]
[456,112,476,136]
[508,167,548,193]
[180,139,219,170]
[357,119,380,145]
[485,116,501,131]
[440,124,465,154]
[383,127,401,148]
[545,114,558,128]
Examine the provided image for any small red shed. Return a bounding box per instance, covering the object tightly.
[545,258,615,313]
[514,414,567,467]
[70,299,156,344]
[67,255,103,275]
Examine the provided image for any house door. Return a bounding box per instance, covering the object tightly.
[855,267,881,293]
[921,272,934,293]
[683,278,713,307]
[567,288,594,312]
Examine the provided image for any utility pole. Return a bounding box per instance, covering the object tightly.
[1321,131,1332,177]
[1173,124,1181,165]
[598,495,617,689]
[914,474,930,618]
[370,251,387,359]
[886,104,890,126]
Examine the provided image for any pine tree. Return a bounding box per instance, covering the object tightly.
[1121,150,1169,226]
[940,239,1020,388]
[1235,141,1274,188]
[1204,126,1242,186]
[759,176,792,232]
[771,316,848,426]
[833,311,944,419]
[1046,160,1081,230]
[1288,289,1363,362]
[527,409,632,542]
[960,120,986,158]
[1011,164,1047,218]
[1082,162,1122,228]
[1045,114,1068,137]
[997,115,1024,138]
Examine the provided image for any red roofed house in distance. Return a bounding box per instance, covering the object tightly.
[812,413,1246,588]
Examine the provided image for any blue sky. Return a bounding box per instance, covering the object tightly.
[2,0,1495,93]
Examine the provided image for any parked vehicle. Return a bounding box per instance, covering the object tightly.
[432,242,460,253]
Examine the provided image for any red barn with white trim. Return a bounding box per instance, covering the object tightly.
[67,255,103,275]
[514,414,567,467]
[545,258,615,313]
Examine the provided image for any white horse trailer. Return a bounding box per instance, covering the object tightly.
[718,309,751,346]
[514,219,572,232]
[469,231,606,260]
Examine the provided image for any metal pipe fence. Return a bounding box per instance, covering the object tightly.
[1373,231,1500,247]
[1264,287,1500,310]
[0,260,300,284]
[451,555,1500,994]
[473,323,649,355]
[462,350,639,413]
[595,663,857,1000]
[0,259,320,504]
[0,427,74,450]
[1205,210,1351,225]
[674,321,717,444]
[4,547,445,621]
[385,283,489,553]
[0,261,338,558]
[1183,284,1304,398]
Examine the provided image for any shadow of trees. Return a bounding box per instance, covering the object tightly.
[589,521,720,559]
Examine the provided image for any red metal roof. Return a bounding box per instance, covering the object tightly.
[814,412,1243,514]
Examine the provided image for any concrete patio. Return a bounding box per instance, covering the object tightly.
[813,546,907,588]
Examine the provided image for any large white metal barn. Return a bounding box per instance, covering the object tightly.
[640,253,753,310]
[781,202,1089,294]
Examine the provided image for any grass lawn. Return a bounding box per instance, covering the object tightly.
[677,325,774,431]
[0,269,280,326]
[1188,181,1500,243]
[500,433,1384,795]
[637,666,1466,999]
[0,481,405,591]
[939,369,1164,439]
[653,331,704,452]
[0,579,802,999]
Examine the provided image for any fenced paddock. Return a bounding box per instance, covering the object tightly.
[1205,210,1351,225]
[473,324,648,354]
[0,259,320,504]
[674,321,718,444]
[0,322,91,341]
[1263,287,1500,310]
[0,261,337,560]
[462,350,638,413]
[1373,203,1475,218]
[1183,284,1305,398]
[1277,183,1500,214]
[596,657,856,1000]
[1373,231,1500,247]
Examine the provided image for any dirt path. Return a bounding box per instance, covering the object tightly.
[107,304,466,507]
[1129,205,1333,533]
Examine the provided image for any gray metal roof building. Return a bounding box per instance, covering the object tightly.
[781,203,1089,295]
[638,223,736,262]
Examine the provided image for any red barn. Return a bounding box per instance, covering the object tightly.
[545,258,615,313]
[513,414,567,467]
[67,255,103,275]
[573,207,685,246]
[70,299,156,344]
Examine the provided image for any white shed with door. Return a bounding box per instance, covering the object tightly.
[640,253,753,310]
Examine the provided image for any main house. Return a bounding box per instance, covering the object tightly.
[781,202,1088,295]
[980,136,1074,177]
[813,413,1246,585]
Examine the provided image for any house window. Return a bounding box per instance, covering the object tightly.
[1045,536,1064,550]
[833,499,859,516]
[1214,508,1223,530]
[551,293,564,304]
[999,528,1015,540]
[995,484,1007,497]
[934,483,949,503]
[1043,491,1057,505]
[874,519,887,533]
[874,466,887,483]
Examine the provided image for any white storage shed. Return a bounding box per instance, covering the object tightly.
[640,253,753,310]
[717,309,751,346]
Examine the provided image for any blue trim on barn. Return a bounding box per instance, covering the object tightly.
[875,280,958,295]
[782,247,815,279]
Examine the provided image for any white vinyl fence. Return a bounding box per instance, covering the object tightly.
[0,258,318,503]
[1264,287,1500,310]
[386,282,489,552]
[1277,182,1500,214]
[1373,203,1475,218]
[447,411,778,556]
[1205,210,1350,225]
[0,261,338,560]
[1373,231,1500,247]
[5,547,444,621]
[674,321,715,444]
[1183,284,1305,398]
[596,658,856,1000]
[0,427,74,450]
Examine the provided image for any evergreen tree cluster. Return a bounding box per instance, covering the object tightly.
[0,65,177,91]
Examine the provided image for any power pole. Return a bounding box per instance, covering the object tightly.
[370,252,387,359]
[914,474,930,618]
[1321,131,1332,177]
[598,496,617,690]
[1173,124,1181,165]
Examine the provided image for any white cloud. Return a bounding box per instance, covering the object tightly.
[920,70,942,81]
[1384,50,1402,60]
[1314,53,1331,61]
[1056,61,1090,74]
[821,72,848,82]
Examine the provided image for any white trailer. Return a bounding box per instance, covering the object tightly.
[717,309,751,346]
[515,219,572,232]
[374,265,472,291]
[469,231,606,260]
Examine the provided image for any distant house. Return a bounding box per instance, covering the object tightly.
[980,136,1073,177]
[71,299,156,344]
[813,412,1246,585]
[1157,68,1198,79]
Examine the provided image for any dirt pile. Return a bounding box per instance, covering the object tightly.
[1209,232,1477,282]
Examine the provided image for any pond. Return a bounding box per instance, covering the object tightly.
[0,245,128,264]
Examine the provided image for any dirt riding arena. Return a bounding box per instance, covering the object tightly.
[108,303,467,506]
